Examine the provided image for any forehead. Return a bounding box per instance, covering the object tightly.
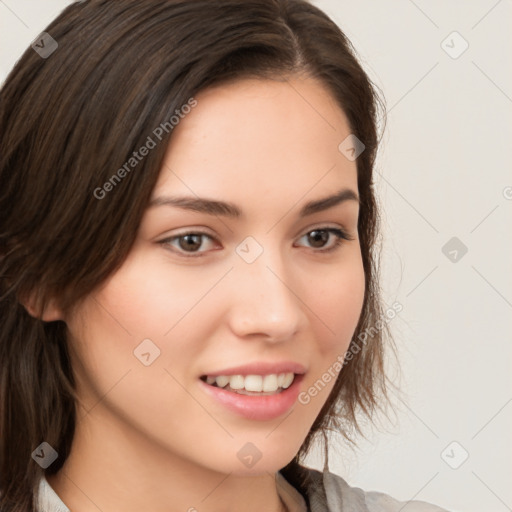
[153,75,358,209]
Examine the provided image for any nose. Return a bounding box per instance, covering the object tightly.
[227,246,305,342]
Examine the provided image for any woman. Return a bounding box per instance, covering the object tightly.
[0,1,449,511]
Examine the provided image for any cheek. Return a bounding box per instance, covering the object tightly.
[307,253,366,353]
[64,254,225,402]
[294,255,365,418]
[87,252,226,341]
[65,286,205,448]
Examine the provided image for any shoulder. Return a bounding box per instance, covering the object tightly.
[297,465,450,512]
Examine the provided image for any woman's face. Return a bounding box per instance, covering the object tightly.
[63,75,365,475]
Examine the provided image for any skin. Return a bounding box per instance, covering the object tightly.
[44,74,365,512]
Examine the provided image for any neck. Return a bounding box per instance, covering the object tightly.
[46,405,291,512]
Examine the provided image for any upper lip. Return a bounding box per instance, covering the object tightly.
[201,361,307,377]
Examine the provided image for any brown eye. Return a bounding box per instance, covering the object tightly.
[307,230,330,248]
[297,228,353,252]
[178,234,204,252]
[160,231,217,257]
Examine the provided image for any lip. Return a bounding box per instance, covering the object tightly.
[200,361,307,377]
[199,373,305,421]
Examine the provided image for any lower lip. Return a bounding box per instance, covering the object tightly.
[198,374,304,421]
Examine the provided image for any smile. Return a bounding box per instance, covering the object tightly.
[200,372,295,394]
[198,373,305,421]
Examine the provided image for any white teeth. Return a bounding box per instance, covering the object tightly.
[244,375,263,392]
[229,375,245,390]
[215,375,230,388]
[281,372,294,389]
[206,372,295,392]
[262,374,278,392]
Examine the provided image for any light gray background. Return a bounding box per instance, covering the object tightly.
[1,2,511,511]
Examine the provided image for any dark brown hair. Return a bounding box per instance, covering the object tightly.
[0,0,388,509]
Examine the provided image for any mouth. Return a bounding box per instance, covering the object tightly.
[198,371,305,421]
[199,372,298,396]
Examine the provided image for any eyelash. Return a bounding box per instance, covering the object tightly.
[158,227,354,258]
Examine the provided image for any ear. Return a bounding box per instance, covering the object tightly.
[19,291,64,322]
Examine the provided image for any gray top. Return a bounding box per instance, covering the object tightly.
[36,466,449,512]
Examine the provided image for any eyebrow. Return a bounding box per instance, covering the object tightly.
[149,188,359,218]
